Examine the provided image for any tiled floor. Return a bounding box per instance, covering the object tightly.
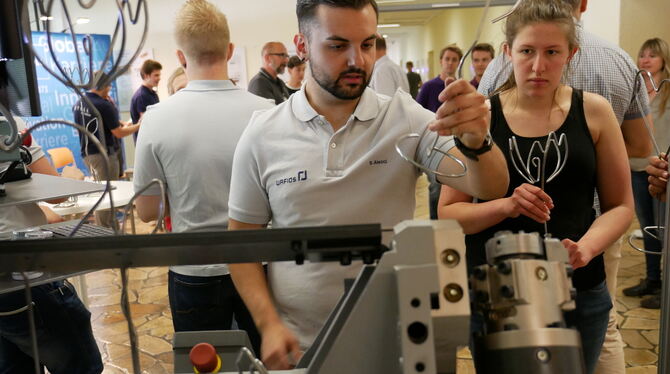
[88,176,661,373]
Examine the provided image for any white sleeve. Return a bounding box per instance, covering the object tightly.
[227,114,272,224]
[370,65,398,97]
[133,114,166,196]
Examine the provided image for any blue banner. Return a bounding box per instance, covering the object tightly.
[21,32,118,175]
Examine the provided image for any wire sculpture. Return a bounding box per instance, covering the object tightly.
[628,70,670,255]
[395,0,495,179]
[0,1,161,373]
[508,131,568,236]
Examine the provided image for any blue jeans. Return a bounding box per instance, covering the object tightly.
[168,271,261,355]
[632,170,665,281]
[565,281,612,374]
[0,281,103,374]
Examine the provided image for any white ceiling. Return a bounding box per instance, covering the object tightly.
[378,0,516,26]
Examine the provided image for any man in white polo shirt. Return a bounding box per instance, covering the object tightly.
[228,0,509,369]
[133,0,273,355]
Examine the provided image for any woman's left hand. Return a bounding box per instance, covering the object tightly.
[561,238,596,269]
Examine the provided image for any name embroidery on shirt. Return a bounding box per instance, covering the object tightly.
[276,170,308,186]
[369,159,388,166]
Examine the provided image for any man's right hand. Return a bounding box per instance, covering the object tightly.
[261,321,302,370]
[647,154,669,202]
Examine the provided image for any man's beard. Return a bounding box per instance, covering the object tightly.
[276,64,286,75]
[311,65,368,100]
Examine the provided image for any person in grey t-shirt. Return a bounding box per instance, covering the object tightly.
[133,0,273,355]
[228,0,509,370]
[248,42,291,104]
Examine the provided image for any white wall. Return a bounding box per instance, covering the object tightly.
[581,0,621,45]
[58,0,298,99]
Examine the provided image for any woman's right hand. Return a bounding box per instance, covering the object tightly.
[504,183,554,223]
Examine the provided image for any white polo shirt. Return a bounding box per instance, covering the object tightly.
[370,55,410,97]
[134,80,274,277]
[228,87,453,348]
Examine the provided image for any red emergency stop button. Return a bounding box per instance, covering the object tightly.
[189,343,221,373]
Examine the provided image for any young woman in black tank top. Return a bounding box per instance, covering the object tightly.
[436,2,633,374]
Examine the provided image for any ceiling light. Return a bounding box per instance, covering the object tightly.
[39,16,54,21]
[431,3,460,8]
[383,34,389,38]
[75,17,90,24]
[378,24,400,28]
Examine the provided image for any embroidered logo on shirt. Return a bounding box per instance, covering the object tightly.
[276,170,308,186]
[369,159,388,166]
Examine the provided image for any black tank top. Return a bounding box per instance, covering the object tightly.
[466,88,604,291]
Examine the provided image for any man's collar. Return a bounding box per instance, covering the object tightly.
[260,68,277,80]
[183,80,237,91]
[291,86,379,123]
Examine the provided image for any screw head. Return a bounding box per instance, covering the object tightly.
[441,249,460,268]
[536,348,550,363]
[443,283,464,302]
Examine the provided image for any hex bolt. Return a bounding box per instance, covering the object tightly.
[501,285,515,298]
[473,267,487,280]
[496,261,512,275]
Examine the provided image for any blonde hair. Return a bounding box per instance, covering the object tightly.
[638,38,670,116]
[174,0,230,65]
[493,0,578,96]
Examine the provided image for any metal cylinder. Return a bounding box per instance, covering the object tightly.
[471,231,584,374]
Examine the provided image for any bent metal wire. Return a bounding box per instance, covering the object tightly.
[394,0,494,179]
[508,131,568,236]
[628,71,670,255]
[0,1,154,373]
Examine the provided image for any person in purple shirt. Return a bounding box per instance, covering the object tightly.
[469,43,494,89]
[130,59,162,141]
[416,44,462,113]
[416,44,462,219]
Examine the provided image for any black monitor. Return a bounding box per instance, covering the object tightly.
[0,0,41,117]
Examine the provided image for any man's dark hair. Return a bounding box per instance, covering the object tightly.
[406,61,413,68]
[140,59,162,78]
[472,43,495,58]
[287,55,305,69]
[92,70,111,90]
[375,35,386,51]
[439,44,463,60]
[296,0,379,36]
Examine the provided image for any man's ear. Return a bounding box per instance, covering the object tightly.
[295,33,308,61]
[176,50,187,69]
[226,42,235,63]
